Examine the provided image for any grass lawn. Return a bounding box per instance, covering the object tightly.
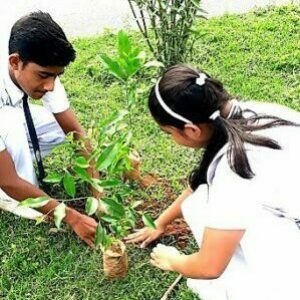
[0,5,299,300]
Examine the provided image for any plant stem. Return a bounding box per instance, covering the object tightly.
[160,274,183,300]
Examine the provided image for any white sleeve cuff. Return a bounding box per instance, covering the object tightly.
[42,78,70,114]
[0,136,6,152]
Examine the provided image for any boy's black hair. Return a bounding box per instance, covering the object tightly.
[9,11,76,67]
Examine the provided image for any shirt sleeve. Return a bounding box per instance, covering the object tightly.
[205,154,263,230]
[0,136,6,152]
[42,77,70,114]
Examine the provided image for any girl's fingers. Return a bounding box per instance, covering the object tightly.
[124,231,142,239]
[150,259,161,269]
[141,237,153,248]
[150,251,159,260]
[125,235,147,244]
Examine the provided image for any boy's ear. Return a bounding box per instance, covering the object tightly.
[183,124,202,139]
[8,54,21,70]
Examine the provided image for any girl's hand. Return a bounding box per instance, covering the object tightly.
[150,243,181,271]
[124,223,165,248]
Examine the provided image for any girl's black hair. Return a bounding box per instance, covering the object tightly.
[9,11,76,67]
[148,64,297,190]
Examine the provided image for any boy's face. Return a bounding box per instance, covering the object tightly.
[9,54,64,99]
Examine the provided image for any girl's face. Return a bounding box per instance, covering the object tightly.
[161,123,213,149]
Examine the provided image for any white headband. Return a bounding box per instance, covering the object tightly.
[155,73,219,123]
[209,110,220,120]
[155,78,192,124]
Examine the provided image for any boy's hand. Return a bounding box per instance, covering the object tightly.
[65,208,97,247]
[124,222,165,248]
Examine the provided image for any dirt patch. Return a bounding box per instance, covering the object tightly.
[136,177,191,249]
[66,174,191,249]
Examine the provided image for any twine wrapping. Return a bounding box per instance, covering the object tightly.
[103,240,128,279]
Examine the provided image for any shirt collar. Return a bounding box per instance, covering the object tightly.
[2,64,25,106]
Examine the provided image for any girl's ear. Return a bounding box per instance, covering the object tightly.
[183,124,202,139]
[8,54,21,71]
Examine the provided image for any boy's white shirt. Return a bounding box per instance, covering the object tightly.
[181,101,300,300]
[0,64,67,219]
[0,64,69,152]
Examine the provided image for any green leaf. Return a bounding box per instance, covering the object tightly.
[99,179,122,188]
[128,207,137,224]
[95,223,107,247]
[96,144,119,171]
[131,200,143,209]
[101,215,119,223]
[118,30,132,57]
[90,178,105,193]
[63,172,76,197]
[75,156,89,168]
[35,216,46,225]
[54,203,66,229]
[85,197,99,216]
[19,196,50,208]
[73,166,91,183]
[43,173,63,184]
[142,213,156,229]
[99,54,126,81]
[101,198,125,218]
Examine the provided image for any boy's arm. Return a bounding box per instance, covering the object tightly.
[53,108,101,198]
[0,149,97,247]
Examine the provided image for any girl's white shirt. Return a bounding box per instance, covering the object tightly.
[181,101,300,300]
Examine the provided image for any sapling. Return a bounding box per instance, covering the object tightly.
[18,110,156,279]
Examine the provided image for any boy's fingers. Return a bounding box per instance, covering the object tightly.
[85,238,94,248]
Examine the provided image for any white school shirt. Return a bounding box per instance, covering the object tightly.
[0,65,70,152]
[181,101,300,300]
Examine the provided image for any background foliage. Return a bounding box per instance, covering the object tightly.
[0,5,299,300]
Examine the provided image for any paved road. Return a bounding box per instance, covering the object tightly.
[0,0,298,58]
[1,0,298,38]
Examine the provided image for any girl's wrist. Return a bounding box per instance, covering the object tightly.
[155,219,167,231]
[169,253,186,273]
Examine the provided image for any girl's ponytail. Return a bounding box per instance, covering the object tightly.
[189,108,297,190]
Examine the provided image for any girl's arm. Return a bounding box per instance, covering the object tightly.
[125,187,193,247]
[156,187,193,227]
[151,227,244,279]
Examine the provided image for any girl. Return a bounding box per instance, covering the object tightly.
[126,64,300,300]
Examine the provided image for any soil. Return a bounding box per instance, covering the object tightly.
[135,176,191,249]
[66,172,191,249]
[109,242,122,254]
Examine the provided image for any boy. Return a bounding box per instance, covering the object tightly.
[0,11,99,247]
